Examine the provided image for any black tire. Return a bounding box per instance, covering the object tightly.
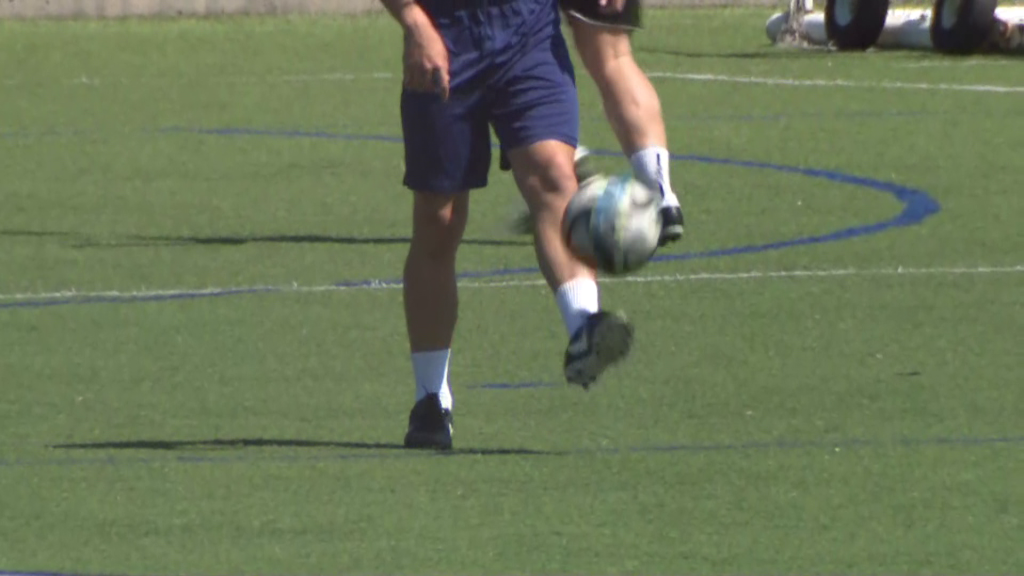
[930,0,998,54]
[825,0,891,50]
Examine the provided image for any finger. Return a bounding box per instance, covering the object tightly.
[430,67,443,93]
[407,67,430,92]
[402,67,414,89]
[431,67,450,101]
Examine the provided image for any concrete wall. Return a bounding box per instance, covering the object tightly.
[0,0,774,19]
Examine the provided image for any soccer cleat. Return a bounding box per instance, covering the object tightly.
[403,393,453,450]
[574,145,687,249]
[658,205,685,246]
[564,310,634,389]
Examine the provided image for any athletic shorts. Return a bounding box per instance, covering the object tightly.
[494,0,642,172]
[560,0,642,30]
[401,0,580,193]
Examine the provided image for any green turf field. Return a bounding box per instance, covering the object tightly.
[1,7,1022,575]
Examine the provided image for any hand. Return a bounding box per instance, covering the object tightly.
[597,0,627,14]
[401,8,451,100]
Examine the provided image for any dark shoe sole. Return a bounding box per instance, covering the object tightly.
[565,312,634,388]
[404,429,453,450]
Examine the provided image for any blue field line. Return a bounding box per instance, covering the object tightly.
[0,127,941,311]
[0,431,1019,576]
[159,125,405,142]
[0,572,122,576]
[467,381,559,389]
[0,572,137,576]
[0,110,938,142]
[0,128,88,140]
[660,109,939,124]
[163,128,941,251]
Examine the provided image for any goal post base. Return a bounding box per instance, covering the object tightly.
[765,3,1024,52]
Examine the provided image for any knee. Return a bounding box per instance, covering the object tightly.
[410,192,468,261]
[521,156,578,206]
[508,142,579,215]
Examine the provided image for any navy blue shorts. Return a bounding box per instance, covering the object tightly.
[401,0,579,193]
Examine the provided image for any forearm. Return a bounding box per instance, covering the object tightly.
[379,0,432,31]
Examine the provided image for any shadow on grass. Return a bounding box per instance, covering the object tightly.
[0,229,532,248]
[636,48,829,59]
[50,437,559,457]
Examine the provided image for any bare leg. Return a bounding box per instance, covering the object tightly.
[506,139,633,386]
[569,19,684,244]
[402,191,468,420]
[569,19,666,156]
[404,191,467,352]
[505,140,594,292]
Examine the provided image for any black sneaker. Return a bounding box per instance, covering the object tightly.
[403,394,453,450]
[564,310,634,389]
[658,205,685,246]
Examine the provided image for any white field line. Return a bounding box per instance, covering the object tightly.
[895,59,1017,68]
[1,72,397,87]
[645,72,1024,94]
[1,265,1021,303]
[4,70,1023,93]
[271,72,395,82]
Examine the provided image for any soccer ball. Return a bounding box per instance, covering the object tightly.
[562,174,662,275]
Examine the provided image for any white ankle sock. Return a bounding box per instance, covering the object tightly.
[555,278,600,337]
[411,349,453,410]
[630,146,680,209]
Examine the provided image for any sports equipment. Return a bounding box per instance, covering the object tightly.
[404,394,453,450]
[767,0,1024,54]
[511,147,683,247]
[577,147,684,247]
[659,205,685,246]
[563,310,635,388]
[562,174,663,276]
